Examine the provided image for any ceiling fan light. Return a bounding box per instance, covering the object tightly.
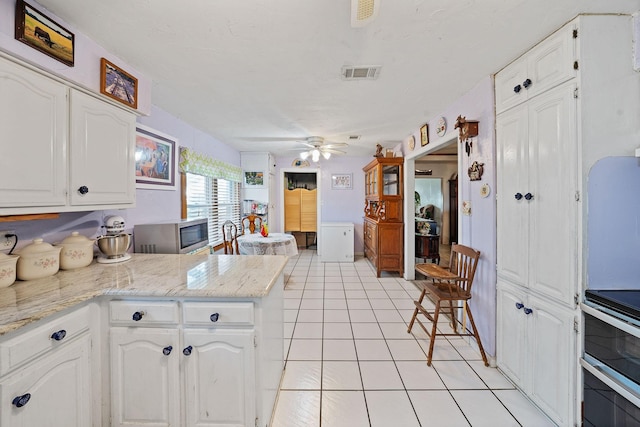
[311,149,320,162]
[300,151,310,160]
[322,151,331,160]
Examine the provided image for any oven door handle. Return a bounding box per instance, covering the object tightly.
[581,356,640,408]
[581,303,640,339]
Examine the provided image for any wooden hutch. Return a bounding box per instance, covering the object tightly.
[363,157,404,277]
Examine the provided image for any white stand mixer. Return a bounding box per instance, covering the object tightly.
[96,215,132,264]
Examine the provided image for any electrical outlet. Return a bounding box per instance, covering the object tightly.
[0,230,17,250]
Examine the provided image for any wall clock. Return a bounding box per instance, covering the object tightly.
[408,135,416,150]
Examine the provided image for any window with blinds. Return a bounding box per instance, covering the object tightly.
[185,173,241,246]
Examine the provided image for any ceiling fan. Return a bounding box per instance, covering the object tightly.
[294,136,348,162]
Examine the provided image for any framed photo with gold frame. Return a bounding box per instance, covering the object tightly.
[100,58,138,109]
[420,124,429,147]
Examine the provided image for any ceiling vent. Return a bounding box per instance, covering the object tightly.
[341,66,381,80]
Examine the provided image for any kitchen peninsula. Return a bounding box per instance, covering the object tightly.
[0,254,286,427]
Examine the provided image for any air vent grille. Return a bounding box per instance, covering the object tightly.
[356,0,375,20]
[341,66,381,80]
[351,0,379,27]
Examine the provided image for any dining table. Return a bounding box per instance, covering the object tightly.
[236,232,299,257]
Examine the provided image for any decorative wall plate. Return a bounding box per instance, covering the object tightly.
[408,135,416,151]
[292,159,310,167]
[480,183,491,198]
[436,117,447,137]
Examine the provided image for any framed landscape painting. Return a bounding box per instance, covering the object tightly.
[135,124,177,190]
[15,0,75,66]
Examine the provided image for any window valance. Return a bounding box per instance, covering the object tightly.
[179,148,242,182]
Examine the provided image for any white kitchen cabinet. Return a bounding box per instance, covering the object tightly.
[495,14,639,427]
[496,282,575,427]
[495,25,576,114]
[69,89,136,207]
[109,299,261,427]
[0,56,67,209]
[0,55,136,215]
[0,304,96,427]
[497,81,578,307]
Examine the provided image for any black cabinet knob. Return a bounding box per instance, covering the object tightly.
[12,393,31,408]
[523,78,532,88]
[210,313,220,322]
[78,186,89,195]
[183,345,193,356]
[132,311,145,321]
[524,307,533,315]
[514,85,522,93]
[163,346,173,356]
[514,193,523,200]
[50,330,67,341]
[515,302,524,310]
[524,192,533,201]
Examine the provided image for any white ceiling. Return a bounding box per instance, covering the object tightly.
[36,0,639,157]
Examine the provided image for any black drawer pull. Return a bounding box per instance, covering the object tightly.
[132,311,145,321]
[163,346,173,356]
[78,186,89,195]
[210,313,220,322]
[522,78,532,88]
[183,345,193,356]
[50,330,67,341]
[12,393,31,408]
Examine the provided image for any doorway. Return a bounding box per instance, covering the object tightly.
[280,169,321,249]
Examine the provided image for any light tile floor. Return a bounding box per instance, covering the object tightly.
[272,250,556,427]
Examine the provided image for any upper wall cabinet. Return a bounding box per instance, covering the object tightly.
[0,55,136,216]
[495,25,576,114]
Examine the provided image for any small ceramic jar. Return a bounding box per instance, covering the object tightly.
[56,232,95,270]
[16,238,61,281]
[0,252,19,288]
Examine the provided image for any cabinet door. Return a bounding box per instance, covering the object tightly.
[0,334,91,427]
[300,189,317,232]
[183,328,255,427]
[0,57,67,209]
[496,106,529,287]
[496,283,528,390]
[528,294,575,426]
[284,189,301,232]
[69,90,135,206]
[527,83,577,306]
[495,57,529,114]
[110,328,180,427]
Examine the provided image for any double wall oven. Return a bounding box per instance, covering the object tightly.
[582,290,640,426]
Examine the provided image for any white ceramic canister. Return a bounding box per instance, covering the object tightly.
[56,232,95,270]
[0,252,19,288]
[16,238,61,281]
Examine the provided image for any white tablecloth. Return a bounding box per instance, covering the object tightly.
[237,233,299,256]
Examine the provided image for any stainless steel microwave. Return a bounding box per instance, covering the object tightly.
[134,218,209,254]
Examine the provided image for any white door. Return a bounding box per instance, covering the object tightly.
[183,329,255,427]
[0,57,67,208]
[527,82,578,306]
[496,105,529,287]
[0,334,91,427]
[110,328,180,427]
[528,294,574,426]
[496,283,528,390]
[69,90,135,206]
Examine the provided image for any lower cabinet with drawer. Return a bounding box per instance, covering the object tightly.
[0,304,96,427]
[109,299,258,427]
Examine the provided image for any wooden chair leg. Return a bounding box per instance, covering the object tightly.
[407,288,427,333]
[449,302,457,334]
[465,303,489,367]
[426,302,441,366]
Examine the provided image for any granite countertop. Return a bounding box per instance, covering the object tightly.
[0,253,288,336]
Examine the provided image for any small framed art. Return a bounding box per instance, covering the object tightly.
[420,124,429,146]
[135,124,177,190]
[331,173,352,190]
[100,58,138,109]
[15,0,75,66]
[244,171,265,187]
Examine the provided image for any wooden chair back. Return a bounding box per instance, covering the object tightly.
[447,244,481,298]
[241,214,263,234]
[221,220,239,254]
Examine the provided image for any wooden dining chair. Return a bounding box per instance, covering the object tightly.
[408,244,489,366]
[241,214,263,235]
[221,220,239,254]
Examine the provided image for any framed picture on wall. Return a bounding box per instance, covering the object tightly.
[331,173,353,190]
[15,0,75,66]
[244,171,265,188]
[135,124,177,190]
[100,58,138,109]
[420,124,429,146]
